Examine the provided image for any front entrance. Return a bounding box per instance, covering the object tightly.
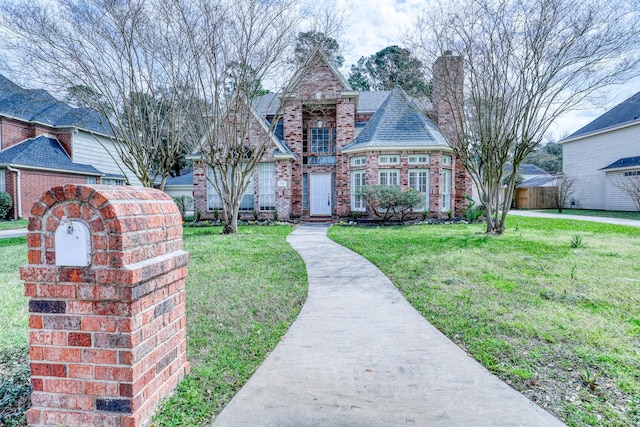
[309,173,332,216]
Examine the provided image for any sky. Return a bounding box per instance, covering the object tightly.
[331,0,640,142]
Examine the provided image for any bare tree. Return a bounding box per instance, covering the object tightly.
[169,0,316,234]
[554,174,575,213]
[407,0,640,234]
[611,174,640,212]
[1,0,201,189]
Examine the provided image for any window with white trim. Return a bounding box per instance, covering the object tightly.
[207,166,254,211]
[0,170,5,192]
[409,169,429,210]
[102,178,125,186]
[442,155,452,166]
[442,169,452,212]
[351,170,366,211]
[379,169,399,186]
[408,155,430,164]
[623,170,640,177]
[259,163,275,210]
[350,156,366,167]
[378,155,400,165]
[86,176,97,185]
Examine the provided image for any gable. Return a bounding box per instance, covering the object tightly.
[291,51,350,101]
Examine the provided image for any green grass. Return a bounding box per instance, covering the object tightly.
[532,209,640,220]
[0,226,307,427]
[329,217,640,427]
[0,238,28,350]
[0,219,28,231]
[153,225,307,425]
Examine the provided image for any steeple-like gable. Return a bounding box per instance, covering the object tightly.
[289,49,351,101]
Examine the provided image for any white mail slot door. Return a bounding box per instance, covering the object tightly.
[55,217,91,267]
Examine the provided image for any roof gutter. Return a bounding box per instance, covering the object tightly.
[5,165,22,218]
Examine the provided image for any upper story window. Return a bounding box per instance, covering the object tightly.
[442,155,452,166]
[350,156,366,167]
[310,128,332,153]
[378,155,400,165]
[408,155,430,164]
[623,170,640,177]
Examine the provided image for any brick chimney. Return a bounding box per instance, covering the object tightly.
[432,50,464,145]
[432,51,473,215]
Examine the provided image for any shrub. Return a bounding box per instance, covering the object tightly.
[461,194,485,223]
[356,185,423,222]
[0,347,30,426]
[0,191,13,219]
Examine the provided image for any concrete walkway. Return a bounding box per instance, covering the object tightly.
[213,224,565,426]
[508,210,640,227]
[0,227,27,238]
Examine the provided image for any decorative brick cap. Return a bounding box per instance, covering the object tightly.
[24,184,183,268]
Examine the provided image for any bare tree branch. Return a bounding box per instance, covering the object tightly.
[406,0,640,234]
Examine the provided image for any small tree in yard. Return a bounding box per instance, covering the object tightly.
[555,175,575,213]
[407,0,640,234]
[611,174,640,212]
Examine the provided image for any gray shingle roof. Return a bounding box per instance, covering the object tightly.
[165,170,193,186]
[601,156,640,170]
[0,135,102,175]
[566,91,640,139]
[503,163,551,176]
[343,87,448,151]
[0,74,110,135]
[516,176,557,188]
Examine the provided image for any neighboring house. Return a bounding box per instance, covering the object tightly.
[0,75,141,218]
[191,51,473,221]
[562,91,640,211]
[155,168,194,217]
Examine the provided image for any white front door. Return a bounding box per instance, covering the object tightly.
[310,173,332,216]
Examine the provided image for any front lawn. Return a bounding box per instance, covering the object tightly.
[0,225,307,427]
[329,217,640,427]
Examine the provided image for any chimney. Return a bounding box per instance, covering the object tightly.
[432,51,464,145]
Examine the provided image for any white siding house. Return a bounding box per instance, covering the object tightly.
[561,91,640,211]
[72,131,143,186]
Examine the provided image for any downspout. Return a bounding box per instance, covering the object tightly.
[6,165,22,218]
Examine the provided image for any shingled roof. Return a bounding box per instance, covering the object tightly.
[0,74,110,135]
[342,87,448,152]
[0,135,102,175]
[600,156,640,170]
[565,91,640,140]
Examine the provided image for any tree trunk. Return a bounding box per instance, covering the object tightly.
[222,197,241,235]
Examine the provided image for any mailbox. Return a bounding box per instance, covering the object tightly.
[54,216,91,267]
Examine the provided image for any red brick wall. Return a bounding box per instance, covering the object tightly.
[1,118,73,155]
[21,185,189,427]
[19,171,87,219]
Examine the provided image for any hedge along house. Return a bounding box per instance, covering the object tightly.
[0,75,141,219]
[191,51,472,221]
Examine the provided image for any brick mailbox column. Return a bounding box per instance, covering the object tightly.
[21,185,190,427]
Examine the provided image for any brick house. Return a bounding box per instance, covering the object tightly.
[0,75,141,218]
[191,51,472,220]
